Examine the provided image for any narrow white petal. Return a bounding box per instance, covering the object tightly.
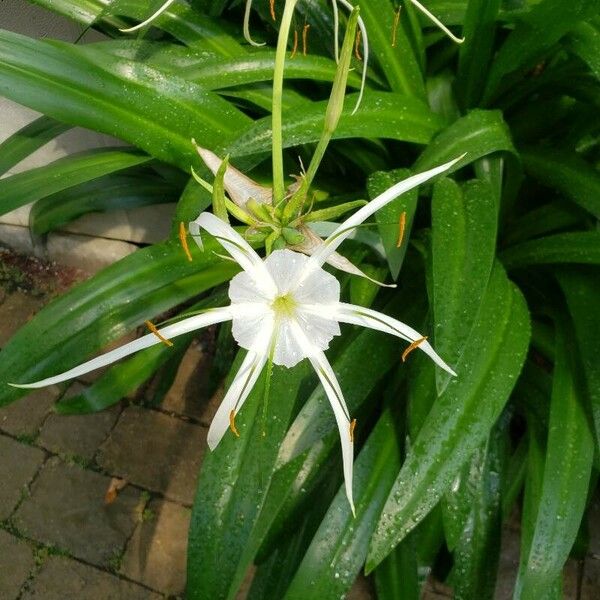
[189,212,277,295]
[119,0,177,33]
[290,321,355,514]
[206,331,272,450]
[409,0,465,44]
[331,0,340,63]
[332,302,457,376]
[307,156,465,269]
[193,143,272,207]
[9,306,235,389]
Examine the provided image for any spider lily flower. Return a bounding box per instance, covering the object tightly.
[10,156,460,513]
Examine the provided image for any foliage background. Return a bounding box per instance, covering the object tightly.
[0,0,599,598]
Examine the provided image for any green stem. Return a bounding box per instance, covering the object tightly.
[272,0,298,204]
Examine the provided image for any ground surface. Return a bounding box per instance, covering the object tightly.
[0,249,598,599]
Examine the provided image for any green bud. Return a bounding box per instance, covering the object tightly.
[281,227,305,245]
[272,235,287,251]
[244,228,269,243]
[247,198,274,223]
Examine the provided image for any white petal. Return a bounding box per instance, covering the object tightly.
[9,306,235,389]
[206,333,272,450]
[243,0,267,47]
[332,302,457,376]
[296,308,341,351]
[190,212,276,295]
[231,305,274,353]
[307,156,465,269]
[264,249,311,295]
[119,0,177,32]
[290,322,355,514]
[272,318,306,368]
[229,270,271,304]
[409,0,465,44]
[194,143,272,207]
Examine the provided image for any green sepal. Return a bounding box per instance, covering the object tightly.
[212,154,230,223]
[304,199,367,223]
[281,227,305,245]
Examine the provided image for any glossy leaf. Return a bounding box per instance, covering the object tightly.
[521,146,600,218]
[515,319,594,599]
[366,263,530,571]
[0,116,70,177]
[0,29,251,170]
[501,232,600,268]
[431,178,497,393]
[568,19,600,78]
[229,91,446,158]
[0,148,151,217]
[29,172,179,235]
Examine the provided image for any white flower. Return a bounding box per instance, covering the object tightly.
[10,157,460,513]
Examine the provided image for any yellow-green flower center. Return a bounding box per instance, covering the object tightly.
[272,293,297,317]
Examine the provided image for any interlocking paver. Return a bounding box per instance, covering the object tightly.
[38,385,120,460]
[121,499,190,596]
[0,292,43,347]
[0,529,35,599]
[13,457,143,567]
[581,557,600,600]
[97,406,206,505]
[21,555,161,600]
[0,386,60,438]
[0,434,45,519]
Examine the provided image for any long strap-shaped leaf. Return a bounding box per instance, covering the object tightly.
[0,29,251,170]
[0,116,71,177]
[366,263,530,571]
[0,148,151,217]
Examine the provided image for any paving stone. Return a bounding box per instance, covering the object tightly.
[563,559,581,599]
[0,434,45,520]
[46,232,138,274]
[0,528,35,599]
[121,499,190,596]
[0,386,60,437]
[160,341,216,421]
[581,557,600,600]
[0,291,43,347]
[13,457,143,567]
[39,387,120,460]
[347,574,375,599]
[97,406,207,505]
[21,555,161,600]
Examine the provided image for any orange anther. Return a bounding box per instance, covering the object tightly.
[145,320,173,347]
[269,0,276,21]
[397,211,407,248]
[350,418,357,442]
[229,410,240,437]
[391,6,401,47]
[302,23,310,56]
[354,29,362,61]
[179,221,193,262]
[402,336,428,362]
[291,28,299,58]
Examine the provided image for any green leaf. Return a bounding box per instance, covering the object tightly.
[414,109,517,174]
[0,29,251,170]
[29,172,179,235]
[501,232,600,268]
[366,263,530,571]
[368,168,417,280]
[515,318,594,599]
[282,410,401,599]
[521,146,600,218]
[456,0,501,109]
[0,238,237,406]
[431,178,498,393]
[0,116,70,177]
[229,91,446,158]
[179,52,363,89]
[556,268,600,452]
[373,537,419,600]
[187,360,311,600]
[568,18,600,78]
[483,0,600,102]
[0,148,151,217]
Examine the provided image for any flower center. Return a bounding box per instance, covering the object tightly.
[272,293,297,318]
